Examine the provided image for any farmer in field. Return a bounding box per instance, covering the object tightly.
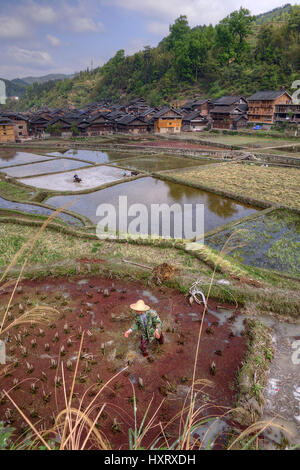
[124,300,164,357]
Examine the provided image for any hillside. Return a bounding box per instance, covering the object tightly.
[255,3,293,24]
[19,73,73,85]
[8,4,300,111]
[0,78,27,98]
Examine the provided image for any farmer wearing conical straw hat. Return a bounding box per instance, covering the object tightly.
[124,299,164,357]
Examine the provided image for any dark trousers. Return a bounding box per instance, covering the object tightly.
[140,332,164,355]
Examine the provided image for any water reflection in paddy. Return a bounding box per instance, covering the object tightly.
[4,158,89,177]
[47,149,138,164]
[0,197,82,226]
[47,149,214,171]
[47,177,259,236]
[0,149,53,167]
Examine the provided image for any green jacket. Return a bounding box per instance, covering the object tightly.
[130,309,162,341]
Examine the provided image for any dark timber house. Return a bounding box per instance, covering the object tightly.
[182,110,209,132]
[115,115,148,134]
[210,96,248,130]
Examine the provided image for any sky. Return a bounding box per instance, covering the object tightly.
[0,0,299,80]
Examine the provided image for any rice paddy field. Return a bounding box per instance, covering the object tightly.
[206,209,300,274]
[0,143,300,450]
[163,163,300,210]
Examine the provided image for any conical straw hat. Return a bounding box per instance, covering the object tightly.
[130,299,150,312]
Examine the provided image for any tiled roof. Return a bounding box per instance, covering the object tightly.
[214,96,245,106]
[247,90,291,101]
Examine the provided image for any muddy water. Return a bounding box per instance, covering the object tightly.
[47,176,258,235]
[0,149,53,167]
[259,315,300,446]
[4,158,89,177]
[0,196,82,226]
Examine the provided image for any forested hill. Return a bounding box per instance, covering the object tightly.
[0,78,27,98]
[7,4,300,111]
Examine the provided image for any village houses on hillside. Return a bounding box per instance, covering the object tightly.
[0,89,299,143]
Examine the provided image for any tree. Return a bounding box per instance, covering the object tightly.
[166,15,190,50]
[71,122,79,136]
[216,8,255,64]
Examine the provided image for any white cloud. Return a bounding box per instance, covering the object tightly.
[125,38,149,56]
[60,1,105,33]
[105,0,226,25]
[105,0,299,26]
[147,21,169,36]
[20,1,57,24]
[7,47,53,66]
[70,17,105,33]
[0,16,29,38]
[47,34,61,47]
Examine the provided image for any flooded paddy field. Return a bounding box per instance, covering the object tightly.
[47,176,259,235]
[18,165,125,192]
[206,209,300,274]
[0,275,246,449]
[0,196,82,226]
[3,158,90,177]
[46,149,146,164]
[0,149,54,167]
[111,154,212,172]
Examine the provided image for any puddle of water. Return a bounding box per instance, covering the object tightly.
[129,373,137,384]
[207,308,235,326]
[0,196,82,227]
[0,150,53,167]
[19,165,125,192]
[192,418,229,449]
[39,354,56,360]
[4,158,89,177]
[140,290,159,304]
[0,340,5,364]
[88,310,96,325]
[47,177,258,235]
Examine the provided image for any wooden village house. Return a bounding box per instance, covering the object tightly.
[182,110,208,132]
[152,107,182,134]
[80,113,114,136]
[210,96,248,130]
[274,103,300,126]
[115,115,148,134]
[181,98,212,118]
[0,117,16,143]
[3,113,28,140]
[247,90,292,126]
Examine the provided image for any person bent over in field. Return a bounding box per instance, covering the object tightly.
[124,299,164,358]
